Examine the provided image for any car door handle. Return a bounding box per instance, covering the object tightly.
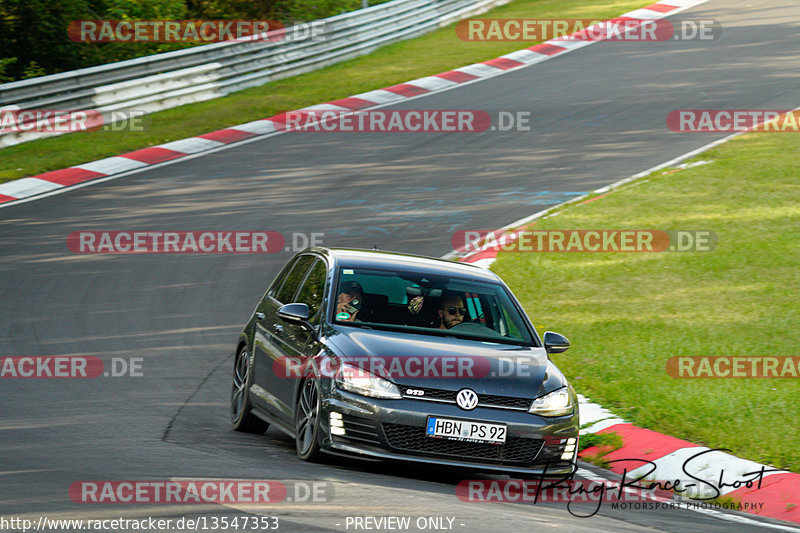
[272,323,284,334]
[255,312,265,322]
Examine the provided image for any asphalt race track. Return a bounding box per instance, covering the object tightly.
[2,0,800,531]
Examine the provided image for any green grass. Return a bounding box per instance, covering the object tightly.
[578,432,623,469]
[492,133,800,472]
[1,0,649,183]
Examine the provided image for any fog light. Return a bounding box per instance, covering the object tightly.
[330,412,345,435]
[561,437,577,459]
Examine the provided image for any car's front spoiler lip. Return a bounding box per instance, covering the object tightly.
[323,389,579,437]
[327,439,576,476]
[319,388,578,475]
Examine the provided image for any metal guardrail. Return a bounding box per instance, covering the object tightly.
[0,0,511,148]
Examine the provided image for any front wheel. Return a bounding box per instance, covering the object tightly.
[295,378,322,461]
[231,345,270,433]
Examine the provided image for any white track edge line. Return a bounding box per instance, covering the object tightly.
[440,130,742,260]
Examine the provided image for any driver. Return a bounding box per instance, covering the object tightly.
[438,292,467,329]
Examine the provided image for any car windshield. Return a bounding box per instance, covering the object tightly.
[331,266,537,346]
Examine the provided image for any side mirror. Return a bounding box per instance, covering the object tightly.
[277,303,314,333]
[543,331,570,354]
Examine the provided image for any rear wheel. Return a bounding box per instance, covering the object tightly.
[231,345,269,433]
[295,378,322,461]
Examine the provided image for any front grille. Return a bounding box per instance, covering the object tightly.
[480,395,532,410]
[382,423,543,466]
[401,386,532,411]
[404,387,453,402]
[340,414,381,445]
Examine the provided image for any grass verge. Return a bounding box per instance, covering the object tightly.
[2,0,650,184]
[493,132,800,472]
[578,432,624,469]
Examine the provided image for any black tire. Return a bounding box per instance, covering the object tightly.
[295,378,322,461]
[231,345,270,433]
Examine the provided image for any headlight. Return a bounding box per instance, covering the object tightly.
[335,364,402,399]
[528,387,574,416]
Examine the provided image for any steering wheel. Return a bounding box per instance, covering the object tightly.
[449,321,490,333]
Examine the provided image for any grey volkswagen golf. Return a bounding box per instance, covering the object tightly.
[231,247,579,476]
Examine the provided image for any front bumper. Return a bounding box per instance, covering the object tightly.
[320,388,579,476]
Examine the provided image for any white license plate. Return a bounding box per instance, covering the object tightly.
[426,416,507,444]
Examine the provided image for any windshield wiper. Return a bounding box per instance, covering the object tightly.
[334,321,533,346]
[437,331,528,346]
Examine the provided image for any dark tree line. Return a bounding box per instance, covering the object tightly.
[0,0,369,82]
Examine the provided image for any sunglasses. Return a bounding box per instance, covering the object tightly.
[445,306,467,316]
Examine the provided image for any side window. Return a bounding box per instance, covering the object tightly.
[295,259,327,322]
[275,255,315,303]
[268,257,299,298]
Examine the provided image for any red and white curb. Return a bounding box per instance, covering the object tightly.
[578,396,799,523]
[0,0,706,208]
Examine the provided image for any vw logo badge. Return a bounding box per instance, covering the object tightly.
[456,388,479,410]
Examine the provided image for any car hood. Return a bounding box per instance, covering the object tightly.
[325,326,567,399]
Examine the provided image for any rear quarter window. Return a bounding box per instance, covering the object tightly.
[274,255,316,303]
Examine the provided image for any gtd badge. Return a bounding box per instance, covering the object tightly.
[456,389,478,410]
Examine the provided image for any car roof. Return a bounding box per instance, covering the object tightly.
[309,247,502,282]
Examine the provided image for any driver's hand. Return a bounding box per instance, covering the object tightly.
[336,301,357,321]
